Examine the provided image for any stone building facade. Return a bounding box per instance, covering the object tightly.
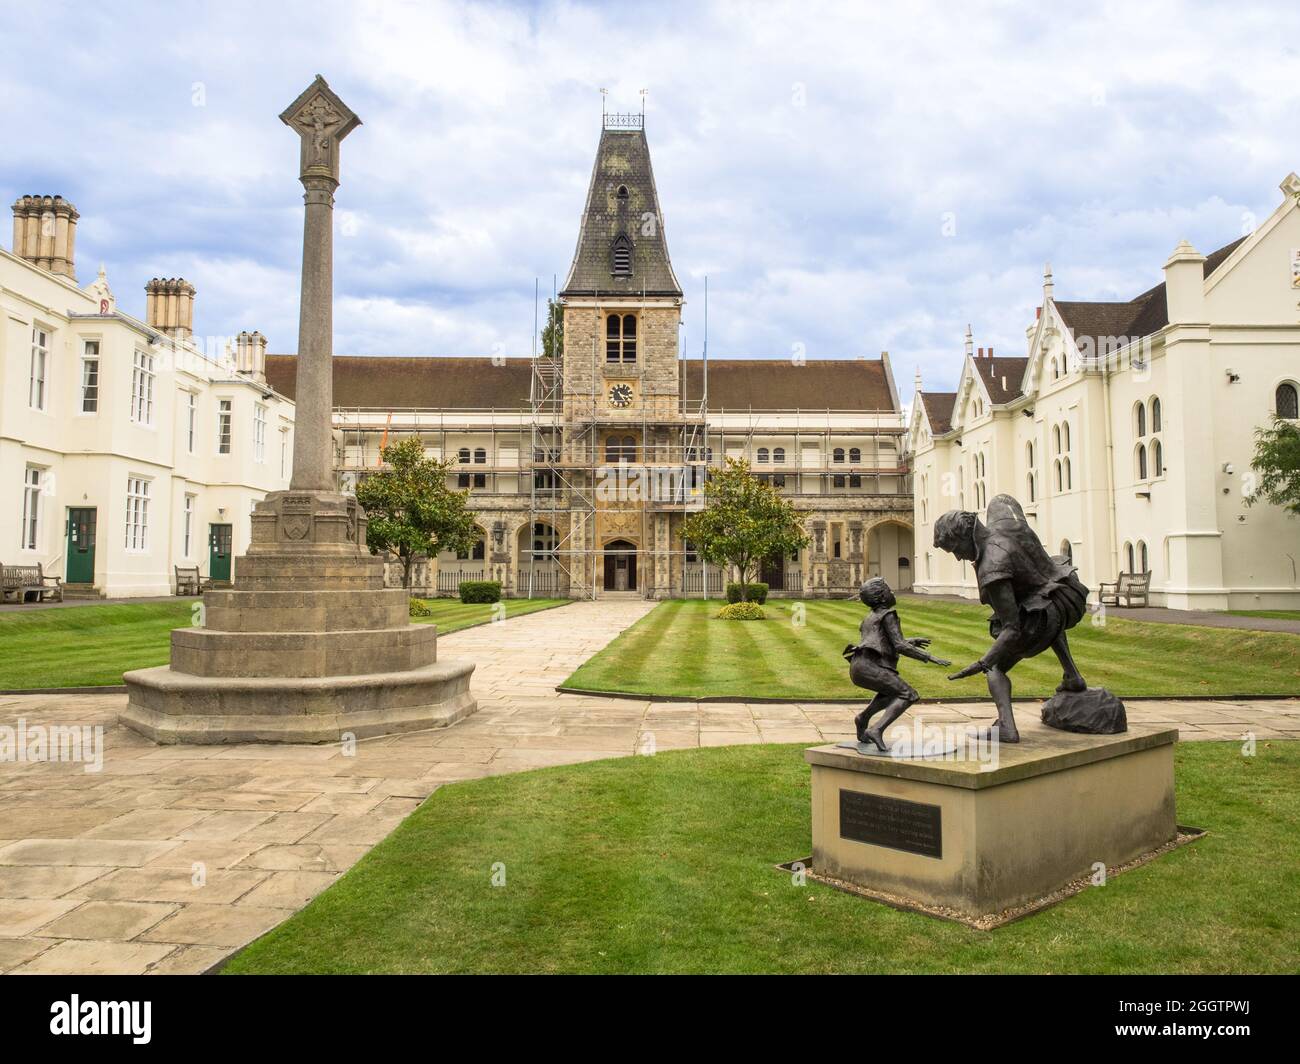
[267,116,913,598]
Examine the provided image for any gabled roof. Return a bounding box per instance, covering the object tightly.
[265,355,898,413]
[559,127,682,298]
[971,356,1030,404]
[1054,235,1246,355]
[919,391,957,433]
[265,355,533,410]
[680,358,897,411]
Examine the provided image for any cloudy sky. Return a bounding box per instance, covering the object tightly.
[5,0,1298,403]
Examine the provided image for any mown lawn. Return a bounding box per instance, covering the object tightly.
[1229,610,1300,622]
[222,741,1300,974]
[0,598,568,690]
[562,598,1300,700]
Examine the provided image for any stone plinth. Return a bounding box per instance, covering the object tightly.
[804,725,1178,921]
[122,490,476,744]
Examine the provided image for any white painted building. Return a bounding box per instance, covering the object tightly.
[909,174,1300,611]
[1,195,294,598]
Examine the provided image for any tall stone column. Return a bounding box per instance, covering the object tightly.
[119,77,476,744]
[280,76,359,492]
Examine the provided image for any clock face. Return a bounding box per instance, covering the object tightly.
[609,383,634,408]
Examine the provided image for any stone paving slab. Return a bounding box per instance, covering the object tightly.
[0,597,1295,974]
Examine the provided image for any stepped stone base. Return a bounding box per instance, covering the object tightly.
[120,489,478,745]
[121,659,476,744]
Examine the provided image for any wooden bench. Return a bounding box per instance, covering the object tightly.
[1098,571,1151,608]
[1,563,63,603]
[174,566,211,596]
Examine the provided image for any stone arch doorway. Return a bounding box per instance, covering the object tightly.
[603,539,637,592]
[866,520,915,591]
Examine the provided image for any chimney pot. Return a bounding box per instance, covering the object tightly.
[146,277,197,341]
[235,330,268,384]
[10,194,79,279]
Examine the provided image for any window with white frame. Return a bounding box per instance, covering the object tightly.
[187,392,197,453]
[29,326,49,410]
[21,467,42,550]
[254,403,267,463]
[130,349,155,425]
[81,341,100,413]
[217,399,232,454]
[125,476,150,551]
[183,494,195,557]
[280,428,289,478]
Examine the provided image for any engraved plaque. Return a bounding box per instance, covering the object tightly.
[839,789,942,859]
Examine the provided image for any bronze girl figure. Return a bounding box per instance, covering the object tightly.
[844,578,950,751]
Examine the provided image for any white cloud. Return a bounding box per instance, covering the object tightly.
[2,0,1297,401]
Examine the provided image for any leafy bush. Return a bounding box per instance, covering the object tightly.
[726,581,769,604]
[717,601,766,620]
[409,598,434,617]
[459,580,502,604]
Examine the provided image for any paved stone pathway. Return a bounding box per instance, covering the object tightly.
[1,598,1297,974]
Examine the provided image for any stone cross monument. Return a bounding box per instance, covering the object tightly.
[120,77,476,744]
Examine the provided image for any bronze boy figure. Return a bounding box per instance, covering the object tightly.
[933,494,1089,743]
[845,577,950,752]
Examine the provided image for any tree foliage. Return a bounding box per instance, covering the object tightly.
[355,437,480,588]
[541,298,563,360]
[1247,416,1300,516]
[679,458,810,600]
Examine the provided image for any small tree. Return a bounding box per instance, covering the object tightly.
[679,458,810,601]
[355,437,480,589]
[1247,416,1300,516]
[541,298,563,360]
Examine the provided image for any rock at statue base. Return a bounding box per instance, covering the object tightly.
[1040,687,1128,734]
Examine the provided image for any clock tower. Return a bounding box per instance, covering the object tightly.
[555,112,686,597]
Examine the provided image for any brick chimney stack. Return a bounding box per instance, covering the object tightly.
[145,278,196,340]
[234,330,268,383]
[11,195,79,279]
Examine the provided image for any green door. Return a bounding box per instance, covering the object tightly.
[66,508,97,584]
[209,524,233,582]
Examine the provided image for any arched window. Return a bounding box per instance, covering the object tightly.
[605,313,637,362]
[1152,439,1163,477]
[1051,357,1059,380]
[773,447,785,464]
[1059,540,1072,564]
[1053,425,1061,454]
[1054,459,1062,492]
[1277,382,1299,420]
[1063,422,1071,452]
[1135,402,1146,438]
[849,447,861,463]
[616,185,629,201]
[1063,456,1072,490]
[1138,540,1149,573]
[611,234,633,277]
[1027,473,1036,502]
[833,447,845,463]
[605,435,636,463]
[473,447,486,464]
[1136,443,1148,480]
[1125,542,1135,573]
[1150,396,1162,432]
[458,447,470,464]
[1026,441,1036,468]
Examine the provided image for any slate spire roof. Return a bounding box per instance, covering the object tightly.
[559,125,683,298]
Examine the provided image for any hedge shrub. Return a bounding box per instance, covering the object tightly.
[717,601,766,620]
[725,581,769,604]
[459,580,502,604]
